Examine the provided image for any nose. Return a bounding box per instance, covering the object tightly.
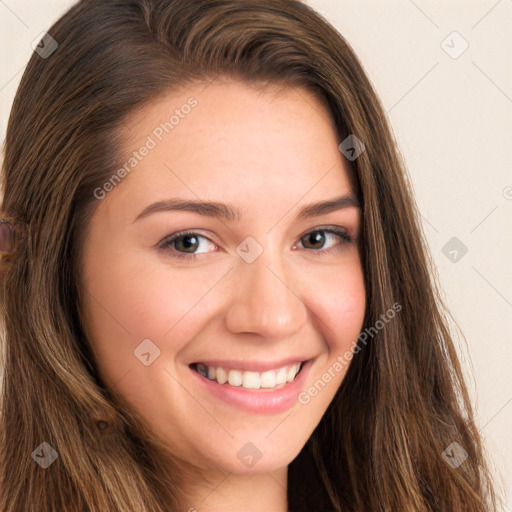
[224,245,308,338]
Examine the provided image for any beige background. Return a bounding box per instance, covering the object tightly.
[1,0,511,508]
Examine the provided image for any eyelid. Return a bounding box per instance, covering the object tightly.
[157,229,218,252]
[157,225,354,259]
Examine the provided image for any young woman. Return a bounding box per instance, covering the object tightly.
[0,0,500,510]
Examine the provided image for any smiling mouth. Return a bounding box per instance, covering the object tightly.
[189,361,305,390]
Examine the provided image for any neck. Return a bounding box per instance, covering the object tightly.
[176,465,288,512]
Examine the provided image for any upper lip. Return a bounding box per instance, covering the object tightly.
[190,357,311,372]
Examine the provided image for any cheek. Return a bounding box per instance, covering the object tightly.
[80,256,228,381]
[295,264,366,410]
[306,261,366,348]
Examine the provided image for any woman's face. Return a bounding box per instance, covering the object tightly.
[79,79,366,476]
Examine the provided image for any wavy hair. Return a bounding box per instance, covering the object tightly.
[0,0,500,510]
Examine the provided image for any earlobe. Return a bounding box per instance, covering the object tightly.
[0,216,28,262]
[0,222,16,254]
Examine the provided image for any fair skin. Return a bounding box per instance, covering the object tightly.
[79,78,366,512]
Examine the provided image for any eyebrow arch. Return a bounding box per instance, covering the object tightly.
[132,193,360,223]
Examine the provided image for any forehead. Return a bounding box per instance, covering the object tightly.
[102,79,357,225]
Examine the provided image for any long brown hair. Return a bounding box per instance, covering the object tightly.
[0,0,501,510]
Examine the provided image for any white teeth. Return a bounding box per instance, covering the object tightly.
[242,371,260,389]
[216,367,228,384]
[194,362,303,390]
[260,369,276,388]
[228,369,242,387]
[276,367,287,385]
[286,365,298,383]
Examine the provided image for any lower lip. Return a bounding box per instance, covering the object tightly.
[189,359,312,414]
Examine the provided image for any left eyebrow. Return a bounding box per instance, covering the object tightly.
[296,193,360,220]
[132,193,360,224]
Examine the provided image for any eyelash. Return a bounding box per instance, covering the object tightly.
[157,227,353,261]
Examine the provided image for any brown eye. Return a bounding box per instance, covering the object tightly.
[158,230,216,259]
[301,231,326,250]
[173,234,200,253]
[299,228,352,253]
